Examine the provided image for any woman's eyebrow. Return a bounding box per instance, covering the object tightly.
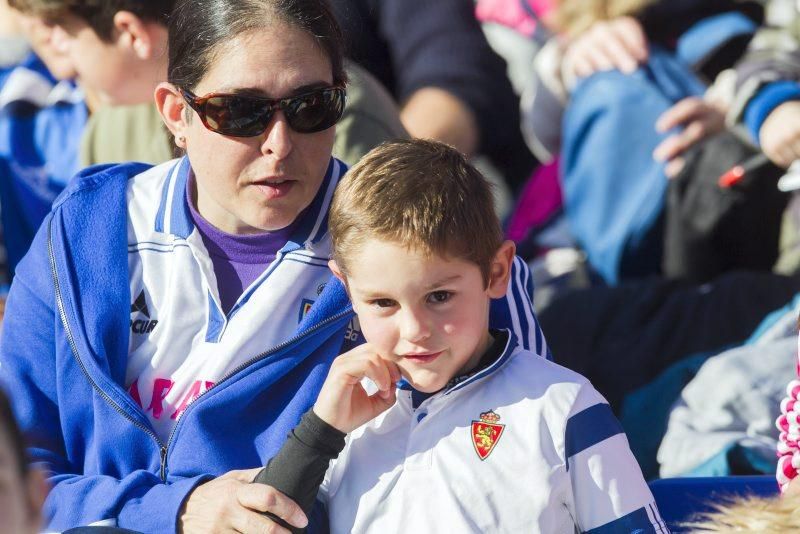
[216,81,333,97]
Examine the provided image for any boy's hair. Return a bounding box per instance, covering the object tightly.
[8,0,174,41]
[0,388,29,479]
[329,139,503,285]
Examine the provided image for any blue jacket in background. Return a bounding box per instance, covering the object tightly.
[0,52,87,278]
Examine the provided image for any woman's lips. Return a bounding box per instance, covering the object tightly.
[254,180,294,199]
[403,351,443,364]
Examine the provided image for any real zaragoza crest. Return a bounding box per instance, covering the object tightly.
[471,410,505,460]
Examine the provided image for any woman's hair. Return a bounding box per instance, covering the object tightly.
[553,0,653,37]
[684,494,800,533]
[168,0,346,91]
[0,389,29,479]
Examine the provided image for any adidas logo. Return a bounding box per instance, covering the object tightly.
[130,290,158,334]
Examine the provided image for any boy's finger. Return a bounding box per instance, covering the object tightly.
[363,355,393,395]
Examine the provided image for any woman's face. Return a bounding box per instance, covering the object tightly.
[185,24,336,234]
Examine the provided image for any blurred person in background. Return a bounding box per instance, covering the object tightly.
[330,0,537,194]
[523,0,762,284]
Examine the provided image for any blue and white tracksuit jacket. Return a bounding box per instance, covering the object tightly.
[0,156,546,532]
[0,52,86,277]
[323,332,665,533]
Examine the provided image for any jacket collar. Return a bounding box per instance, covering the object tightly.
[397,329,518,402]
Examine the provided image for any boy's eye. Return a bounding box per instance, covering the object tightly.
[427,291,452,304]
[372,298,396,308]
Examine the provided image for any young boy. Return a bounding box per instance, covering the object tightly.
[256,139,666,533]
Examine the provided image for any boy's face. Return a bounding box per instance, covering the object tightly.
[49,13,155,106]
[336,238,513,393]
[15,12,77,80]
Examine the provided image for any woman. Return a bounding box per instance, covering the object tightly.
[0,0,543,532]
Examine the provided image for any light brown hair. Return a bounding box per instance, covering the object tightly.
[329,139,503,285]
[554,0,653,37]
[684,494,800,533]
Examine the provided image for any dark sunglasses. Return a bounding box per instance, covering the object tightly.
[179,85,346,137]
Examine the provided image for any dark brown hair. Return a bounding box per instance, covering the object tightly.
[8,0,174,41]
[168,0,346,92]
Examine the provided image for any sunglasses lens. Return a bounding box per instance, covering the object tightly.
[203,95,272,137]
[285,88,345,133]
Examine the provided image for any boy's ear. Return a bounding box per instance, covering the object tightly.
[155,82,188,150]
[487,240,516,299]
[112,11,158,59]
[328,260,346,284]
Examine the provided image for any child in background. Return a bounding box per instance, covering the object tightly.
[257,139,665,533]
[0,388,46,534]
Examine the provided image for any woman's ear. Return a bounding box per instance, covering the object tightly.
[486,240,516,299]
[155,82,189,150]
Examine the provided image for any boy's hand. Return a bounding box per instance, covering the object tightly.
[314,345,401,433]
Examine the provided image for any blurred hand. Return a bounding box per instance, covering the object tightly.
[563,16,648,79]
[759,100,800,169]
[313,344,401,434]
[180,468,307,534]
[653,96,727,177]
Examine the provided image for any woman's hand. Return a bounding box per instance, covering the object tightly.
[313,344,401,434]
[563,16,648,79]
[180,468,307,533]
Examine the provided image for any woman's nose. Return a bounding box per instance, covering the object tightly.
[260,111,293,158]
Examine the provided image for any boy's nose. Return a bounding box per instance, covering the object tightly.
[399,309,431,344]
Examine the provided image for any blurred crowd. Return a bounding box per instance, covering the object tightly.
[5,0,800,531]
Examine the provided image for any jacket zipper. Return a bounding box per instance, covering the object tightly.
[162,307,353,456]
[48,217,353,482]
[47,218,170,481]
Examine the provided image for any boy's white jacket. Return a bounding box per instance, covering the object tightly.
[321,332,665,534]
[0,156,544,533]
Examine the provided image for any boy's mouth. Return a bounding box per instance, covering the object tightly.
[403,351,443,364]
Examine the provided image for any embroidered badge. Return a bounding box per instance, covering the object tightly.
[471,410,505,460]
[298,298,315,323]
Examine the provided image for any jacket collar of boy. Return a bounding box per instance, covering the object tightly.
[398,328,517,404]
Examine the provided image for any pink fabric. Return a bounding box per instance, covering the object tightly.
[776,368,800,491]
[474,0,554,37]
[506,159,562,242]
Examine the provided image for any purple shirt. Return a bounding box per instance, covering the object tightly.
[186,178,296,314]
